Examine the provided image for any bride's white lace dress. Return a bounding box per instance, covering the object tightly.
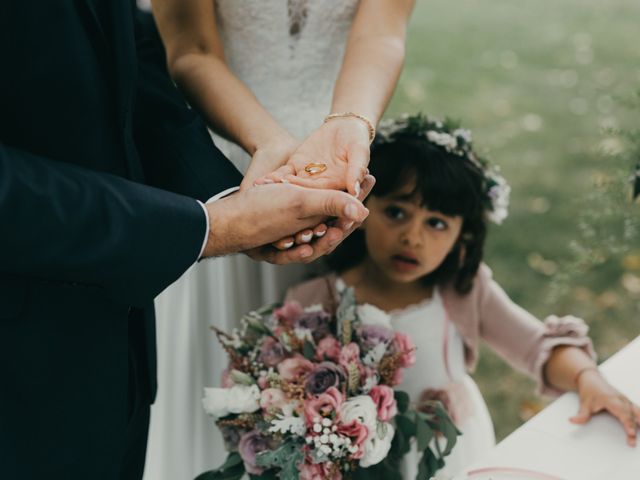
[144,2,360,479]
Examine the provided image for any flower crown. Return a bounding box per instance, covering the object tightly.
[374,113,510,224]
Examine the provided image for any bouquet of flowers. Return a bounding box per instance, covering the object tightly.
[196,282,459,480]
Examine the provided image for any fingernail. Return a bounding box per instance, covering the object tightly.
[353,182,361,198]
[344,203,359,220]
[301,232,313,243]
[315,229,327,237]
[283,241,294,249]
[281,178,289,184]
[264,179,274,184]
[344,222,354,231]
[300,249,312,258]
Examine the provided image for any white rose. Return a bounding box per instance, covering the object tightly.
[202,384,260,420]
[340,395,378,432]
[360,422,395,468]
[357,304,392,330]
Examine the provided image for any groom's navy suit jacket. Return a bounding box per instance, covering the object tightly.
[0,1,242,477]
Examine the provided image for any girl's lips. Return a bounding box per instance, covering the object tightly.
[391,254,420,272]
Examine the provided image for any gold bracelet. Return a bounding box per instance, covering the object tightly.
[324,112,376,144]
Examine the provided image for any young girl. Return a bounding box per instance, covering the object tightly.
[285,114,640,478]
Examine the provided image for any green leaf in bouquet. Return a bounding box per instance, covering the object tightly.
[389,416,411,458]
[230,369,256,385]
[416,448,444,480]
[255,303,278,316]
[195,452,245,480]
[421,402,461,457]
[395,411,417,439]
[394,390,410,414]
[415,417,434,452]
[243,311,271,335]
[336,285,357,345]
[255,439,304,480]
[302,340,315,360]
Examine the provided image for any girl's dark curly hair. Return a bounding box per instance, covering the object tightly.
[326,132,488,294]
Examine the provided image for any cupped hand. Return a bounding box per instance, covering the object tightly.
[569,369,640,447]
[240,133,300,191]
[260,174,376,262]
[255,117,371,196]
[203,182,369,262]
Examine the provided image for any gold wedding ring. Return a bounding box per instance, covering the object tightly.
[304,163,327,175]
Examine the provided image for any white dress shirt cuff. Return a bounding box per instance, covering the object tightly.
[197,186,240,260]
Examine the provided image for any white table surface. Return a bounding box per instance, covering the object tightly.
[453,335,640,480]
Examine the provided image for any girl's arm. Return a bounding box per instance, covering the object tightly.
[261,0,416,196]
[474,267,639,447]
[545,345,640,447]
[150,0,298,187]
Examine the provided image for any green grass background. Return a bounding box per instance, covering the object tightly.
[387,0,640,440]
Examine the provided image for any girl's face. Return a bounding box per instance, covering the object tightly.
[362,188,463,285]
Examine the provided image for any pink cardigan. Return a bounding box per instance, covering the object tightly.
[285,264,596,396]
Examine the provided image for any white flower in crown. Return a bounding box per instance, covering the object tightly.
[202,384,261,420]
[486,172,511,225]
[426,130,458,153]
[453,128,472,143]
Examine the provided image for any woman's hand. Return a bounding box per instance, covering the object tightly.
[255,117,371,196]
[240,133,300,191]
[570,368,640,447]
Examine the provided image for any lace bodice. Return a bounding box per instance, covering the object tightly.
[214,0,359,144]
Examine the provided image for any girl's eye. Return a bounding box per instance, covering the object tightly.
[384,206,406,220]
[427,217,448,230]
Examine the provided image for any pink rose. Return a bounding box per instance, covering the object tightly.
[304,386,344,425]
[316,337,342,362]
[220,368,234,388]
[260,388,288,412]
[257,375,269,390]
[337,419,369,459]
[369,385,397,422]
[393,332,416,367]
[299,461,342,480]
[278,354,314,382]
[339,342,361,367]
[274,301,304,327]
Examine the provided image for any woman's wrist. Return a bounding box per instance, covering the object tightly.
[324,112,376,144]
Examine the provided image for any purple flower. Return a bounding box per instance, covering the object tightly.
[258,336,287,367]
[304,361,346,395]
[295,309,331,342]
[219,426,245,452]
[238,430,271,475]
[358,324,394,351]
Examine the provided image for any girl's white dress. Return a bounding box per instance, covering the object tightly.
[144,2,360,479]
[389,288,496,479]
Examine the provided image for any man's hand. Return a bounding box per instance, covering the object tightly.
[247,174,376,264]
[202,183,369,261]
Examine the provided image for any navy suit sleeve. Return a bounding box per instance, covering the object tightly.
[0,143,207,306]
[132,10,243,201]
